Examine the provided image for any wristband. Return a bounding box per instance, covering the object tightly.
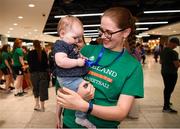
[87,101,93,114]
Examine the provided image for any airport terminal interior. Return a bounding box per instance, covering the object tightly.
[0,0,180,128]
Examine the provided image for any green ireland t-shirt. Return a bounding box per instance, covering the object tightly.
[13,48,24,66]
[63,44,144,128]
[1,52,11,68]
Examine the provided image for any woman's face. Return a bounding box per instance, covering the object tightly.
[22,48,26,53]
[19,40,22,47]
[7,46,10,52]
[100,16,125,51]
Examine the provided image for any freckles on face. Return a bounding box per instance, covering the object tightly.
[100,17,115,46]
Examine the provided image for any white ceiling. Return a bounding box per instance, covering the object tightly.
[145,22,180,36]
[0,0,58,43]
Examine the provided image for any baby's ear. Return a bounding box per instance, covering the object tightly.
[59,30,65,37]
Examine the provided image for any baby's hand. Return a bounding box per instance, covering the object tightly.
[77,81,95,101]
[77,58,85,67]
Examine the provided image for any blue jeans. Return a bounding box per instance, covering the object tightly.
[57,77,86,119]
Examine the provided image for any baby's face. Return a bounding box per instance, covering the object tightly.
[63,22,84,45]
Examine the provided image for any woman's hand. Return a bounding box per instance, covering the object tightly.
[57,87,89,112]
[77,81,95,101]
[22,64,29,71]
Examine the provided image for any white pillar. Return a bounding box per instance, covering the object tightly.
[41,41,45,48]
[1,35,8,45]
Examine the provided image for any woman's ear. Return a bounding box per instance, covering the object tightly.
[123,28,131,38]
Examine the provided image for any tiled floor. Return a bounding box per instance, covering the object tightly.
[0,55,180,128]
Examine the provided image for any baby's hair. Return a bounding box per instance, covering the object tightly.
[57,15,83,36]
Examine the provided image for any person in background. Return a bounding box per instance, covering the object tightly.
[130,43,142,62]
[0,44,13,93]
[140,45,146,64]
[56,7,144,128]
[54,15,95,128]
[154,44,160,63]
[0,48,4,86]
[27,40,49,112]
[48,44,56,87]
[89,39,98,45]
[12,38,26,96]
[22,46,32,90]
[89,37,103,45]
[160,37,180,113]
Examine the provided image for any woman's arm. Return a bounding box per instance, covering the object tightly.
[57,87,134,122]
[173,60,180,68]
[19,56,28,70]
[4,59,12,73]
[19,56,25,66]
[90,95,134,121]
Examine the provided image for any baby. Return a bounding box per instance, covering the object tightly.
[53,15,96,129]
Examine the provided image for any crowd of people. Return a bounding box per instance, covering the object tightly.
[0,39,51,112]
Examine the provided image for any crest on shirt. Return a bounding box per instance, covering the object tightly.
[89,56,95,61]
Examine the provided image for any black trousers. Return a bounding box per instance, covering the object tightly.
[161,72,178,109]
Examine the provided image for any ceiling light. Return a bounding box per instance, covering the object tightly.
[84,33,99,36]
[138,33,150,37]
[9,28,14,30]
[6,34,11,37]
[83,24,100,27]
[13,23,18,26]
[84,30,98,33]
[54,13,103,18]
[136,35,142,38]
[28,4,35,7]
[44,32,57,34]
[144,10,180,14]
[43,30,99,34]
[136,28,149,31]
[139,33,148,35]
[137,35,150,37]
[135,21,168,25]
[84,35,99,38]
[92,38,97,41]
[18,16,23,19]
